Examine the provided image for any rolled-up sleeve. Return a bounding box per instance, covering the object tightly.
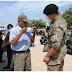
[9,29,16,43]
[51,28,64,49]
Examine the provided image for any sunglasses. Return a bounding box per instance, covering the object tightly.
[24,22,28,24]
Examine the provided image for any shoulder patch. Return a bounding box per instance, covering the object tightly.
[50,35,55,42]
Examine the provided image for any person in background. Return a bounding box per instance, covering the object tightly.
[0,31,5,63]
[9,15,36,71]
[45,26,49,35]
[70,28,72,36]
[43,26,49,52]
[1,24,13,70]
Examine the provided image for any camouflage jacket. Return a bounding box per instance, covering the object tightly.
[47,16,67,65]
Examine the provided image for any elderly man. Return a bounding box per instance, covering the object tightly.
[9,15,36,71]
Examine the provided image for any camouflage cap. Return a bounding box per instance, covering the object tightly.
[18,15,29,23]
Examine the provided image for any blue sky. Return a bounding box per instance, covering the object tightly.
[0,1,72,27]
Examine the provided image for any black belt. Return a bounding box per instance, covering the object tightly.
[12,49,30,53]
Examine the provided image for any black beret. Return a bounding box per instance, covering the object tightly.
[43,4,58,15]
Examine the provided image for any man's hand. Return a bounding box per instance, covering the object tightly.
[43,56,50,63]
[20,27,27,34]
[33,26,37,33]
[31,26,37,43]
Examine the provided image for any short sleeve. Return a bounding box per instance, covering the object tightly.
[51,28,64,49]
[9,29,16,43]
[31,32,33,36]
[29,32,33,40]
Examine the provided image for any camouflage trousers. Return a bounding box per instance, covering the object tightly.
[47,59,64,71]
[13,50,31,71]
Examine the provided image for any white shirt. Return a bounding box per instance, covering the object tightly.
[9,25,32,51]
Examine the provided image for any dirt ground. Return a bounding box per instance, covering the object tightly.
[0,35,72,71]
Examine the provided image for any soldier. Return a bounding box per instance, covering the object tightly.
[43,4,67,71]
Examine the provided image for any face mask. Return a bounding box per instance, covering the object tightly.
[46,16,52,24]
[8,29,11,33]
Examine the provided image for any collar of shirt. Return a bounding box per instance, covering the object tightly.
[17,25,22,31]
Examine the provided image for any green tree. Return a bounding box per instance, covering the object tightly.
[28,19,46,29]
[62,6,72,29]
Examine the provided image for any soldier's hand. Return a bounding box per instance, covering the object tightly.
[33,26,37,33]
[20,27,27,34]
[43,56,50,63]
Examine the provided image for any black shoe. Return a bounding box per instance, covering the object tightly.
[3,66,10,69]
[10,67,14,71]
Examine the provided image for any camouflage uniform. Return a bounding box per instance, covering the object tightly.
[46,16,67,71]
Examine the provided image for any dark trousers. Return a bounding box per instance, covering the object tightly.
[0,47,3,61]
[7,50,13,67]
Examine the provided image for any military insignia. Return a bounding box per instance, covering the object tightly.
[50,35,55,42]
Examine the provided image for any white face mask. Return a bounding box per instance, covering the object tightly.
[8,29,11,33]
[46,16,52,23]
